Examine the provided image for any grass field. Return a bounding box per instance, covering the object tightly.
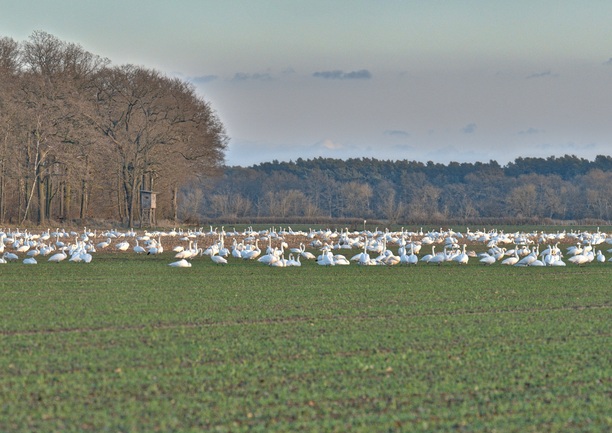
[0,252,610,432]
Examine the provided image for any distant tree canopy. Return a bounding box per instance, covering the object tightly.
[187,155,612,224]
[0,31,227,226]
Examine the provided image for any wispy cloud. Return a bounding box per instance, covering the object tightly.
[526,70,559,79]
[391,144,415,152]
[462,123,477,134]
[604,58,612,66]
[312,69,372,80]
[231,72,273,82]
[320,138,345,150]
[535,142,597,152]
[190,74,218,84]
[384,129,410,137]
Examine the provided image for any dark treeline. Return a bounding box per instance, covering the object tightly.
[0,32,227,226]
[188,155,612,224]
[2,33,611,227]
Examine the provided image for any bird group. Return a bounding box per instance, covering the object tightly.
[1,225,611,268]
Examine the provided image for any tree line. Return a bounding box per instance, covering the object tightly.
[188,155,612,224]
[0,31,227,226]
[2,33,610,227]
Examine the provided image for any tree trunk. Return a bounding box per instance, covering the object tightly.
[45,175,52,221]
[0,174,4,224]
[80,178,88,219]
[171,186,178,222]
[64,181,71,220]
[36,172,45,225]
[121,162,136,227]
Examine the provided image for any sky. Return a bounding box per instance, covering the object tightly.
[2,0,612,167]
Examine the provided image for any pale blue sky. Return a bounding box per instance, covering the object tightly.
[2,1,612,166]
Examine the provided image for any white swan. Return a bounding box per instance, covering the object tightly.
[211,253,228,265]
[421,246,436,263]
[48,250,67,263]
[3,252,19,261]
[134,239,147,254]
[168,259,192,267]
[453,244,469,265]
[479,253,496,265]
[115,240,130,251]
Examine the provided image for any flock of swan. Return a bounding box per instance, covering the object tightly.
[1,225,612,268]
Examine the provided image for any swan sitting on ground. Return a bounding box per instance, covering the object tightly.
[48,250,67,263]
[211,253,228,265]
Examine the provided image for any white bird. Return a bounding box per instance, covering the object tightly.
[16,243,30,253]
[286,254,301,267]
[80,251,93,263]
[168,259,192,267]
[211,253,228,265]
[27,246,41,257]
[242,242,262,260]
[147,237,163,255]
[453,244,469,265]
[317,250,335,266]
[23,257,37,264]
[427,247,447,265]
[3,252,19,261]
[596,250,606,263]
[115,241,130,251]
[133,239,147,254]
[334,254,352,265]
[516,249,537,266]
[420,246,436,263]
[48,250,68,263]
[479,253,496,265]
[299,243,317,260]
[568,252,591,266]
[501,251,519,266]
[96,238,112,249]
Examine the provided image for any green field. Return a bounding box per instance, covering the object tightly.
[0,253,610,432]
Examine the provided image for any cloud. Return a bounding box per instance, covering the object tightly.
[384,129,410,137]
[190,74,218,84]
[526,70,559,79]
[312,69,372,80]
[462,123,477,134]
[320,139,345,150]
[519,127,542,135]
[535,141,597,152]
[390,144,415,152]
[604,58,612,65]
[231,72,273,82]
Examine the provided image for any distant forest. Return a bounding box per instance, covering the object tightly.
[187,155,612,225]
[2,33,611,227]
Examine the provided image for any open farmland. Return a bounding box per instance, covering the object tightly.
[0,226,611,432]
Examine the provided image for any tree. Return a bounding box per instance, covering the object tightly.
[507,184,537,218]
[89,65,227,226]
[375,180,405,224]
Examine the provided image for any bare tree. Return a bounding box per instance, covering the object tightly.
[89,66,226,225]
[507,184,537,218]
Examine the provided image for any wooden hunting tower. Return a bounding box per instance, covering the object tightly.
[140,190,157,227]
